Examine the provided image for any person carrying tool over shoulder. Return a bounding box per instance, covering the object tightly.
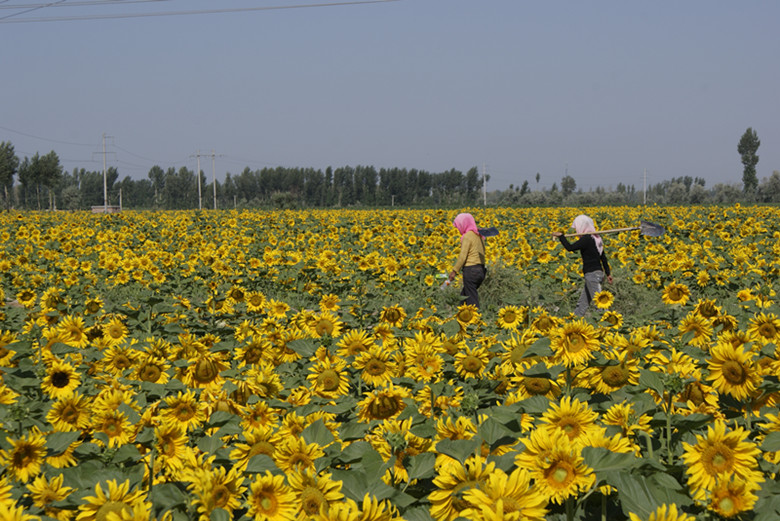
[552,214,613,317]
[448,212,487,309]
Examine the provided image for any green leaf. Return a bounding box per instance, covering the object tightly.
[609,470,692,518]
[46,431,81,453]
[583,447,641,476]
[435,439,480,463]
[286,339,318,357]
[245,454,278,473]
[762,432,780,452]
[521,337,552,358]
[209,509,230,521]
[477,417,514,446]
[339,421,369,442]
[302,419,336,447]
[638,369,666,396]
[406,452,436,482]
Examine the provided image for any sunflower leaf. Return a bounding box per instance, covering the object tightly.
[406,452,436,482]
[435,439,480,463]
[638,368,666,396]
[302,419,336,446]
[245,454,278,473]
[761,432,780,452]
[521,337,552,358]
[46,431,81,453]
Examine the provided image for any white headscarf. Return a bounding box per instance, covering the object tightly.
[572,214,603,255]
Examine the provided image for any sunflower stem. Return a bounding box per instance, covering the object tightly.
[601,493,607,521]
[565,497,574,521]
[666,392,673,466]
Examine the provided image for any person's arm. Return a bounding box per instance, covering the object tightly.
[552,232,586,252]
[600,251,613,283]
[449,241,470,280]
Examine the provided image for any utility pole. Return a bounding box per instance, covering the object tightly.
[482,163,487,206]
[643,168,647,206]
[102,133,108,212]
[211,150,217,210]
[196,150,202,210]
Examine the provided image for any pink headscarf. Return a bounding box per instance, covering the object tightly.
[453,213,481,243]
[572,214,603,254]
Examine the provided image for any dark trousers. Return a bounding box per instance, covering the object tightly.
[461,264,486,309]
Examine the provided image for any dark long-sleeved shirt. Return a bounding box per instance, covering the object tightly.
[558,234,611,276]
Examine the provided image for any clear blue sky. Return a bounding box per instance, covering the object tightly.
[2,0,778,191]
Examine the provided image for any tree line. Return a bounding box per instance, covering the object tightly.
[0,127,775,210]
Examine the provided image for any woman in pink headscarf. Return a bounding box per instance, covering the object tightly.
[448,212,487,309]
[552,214,612,317]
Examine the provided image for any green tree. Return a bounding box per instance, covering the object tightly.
[561,175,577,197]
[0,141,19,208]
[738,127,760,194]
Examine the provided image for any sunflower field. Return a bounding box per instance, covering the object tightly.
[1,205,780,521]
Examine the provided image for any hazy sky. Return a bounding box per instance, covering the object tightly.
[2,0,778,191]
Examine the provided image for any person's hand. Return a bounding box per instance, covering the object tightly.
[607,275,613,284]
[551,231,563,238]
[448,271,457,282]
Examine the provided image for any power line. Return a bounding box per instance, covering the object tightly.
[0,0,66,21]
[0,0,170,9]
[0,0,400,23]
[0,125,96,147]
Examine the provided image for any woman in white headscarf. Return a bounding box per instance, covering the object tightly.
[552,214,612,317]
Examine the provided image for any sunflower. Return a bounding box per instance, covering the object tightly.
[454,345,490,379]
[747,311,780,345]
[580,351,639,395]
[27,473,74,521]
[307,358,351,399]
[93,410,135,448]
[161,390,207,432]
[230,425,281,471]
[75,479,146,521]
[245,290,267,313]
[84,296,104,315]
[353,345,397,387]
[103,317,129,345]
[318,293,341,312]
[681,420,763,500]
[239,400,280,432]
[429,455,496,521]
[705,476,760,518]
[134,355,170,384]
[592,290,614,309]
[678,312,714,348]
[267,299,291,319]
[153,423,188,474]
[15,288,36,308]
[693,298,720,319]
[0,383,19,405]
[514,428,595,505]
[287,468,344,517]
[245,471,298,521]
[539,396,600,449]
[0,330,19,366]
[101,344,138,376]
[455,304,481,328]
[403,345,444,383]
[357,385,410,422]
[0,504,41,521]
[549,319,599,367]
[274,436,326,473]
[188,465,246,521]
[380,305,407,327]
[336,329,376,358]
[57,314,89,348]
[600,310,623,328]
[706,342,762,401]
[183,353,228,389]
[41,359,81,399]
[530,309,558,334]
[601,401,654,438]
[0,429,47,482]
[356,495,403,521]
[627,504,695,521]
[460,467,548,521]
[496,305,527,330]
[47,392,92,432]
[310,311,344,338]
[662,282,691,306]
